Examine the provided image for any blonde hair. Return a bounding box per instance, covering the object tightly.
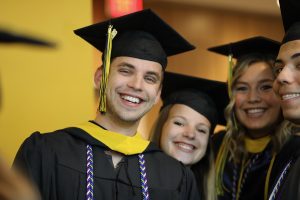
[225,54,288,162]
[150,105,216,200]
[215,53,290,196]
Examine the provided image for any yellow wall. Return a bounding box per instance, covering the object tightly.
[0,1,286,163]
[0,1,95,164]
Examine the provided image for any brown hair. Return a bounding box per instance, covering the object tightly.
[150,105,216,200]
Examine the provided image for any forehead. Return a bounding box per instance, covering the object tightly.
[237,62,274,83]
[277,40,300,61]
[112,56,163,73]
[169,104,211,125]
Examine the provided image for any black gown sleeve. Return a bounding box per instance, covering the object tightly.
[187,169,201,200]
[182,166,201,200]
[13,132,55,200]
[275,153,300,199]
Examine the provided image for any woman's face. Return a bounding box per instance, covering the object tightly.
[233,61,281,138]
[160,104,211,165]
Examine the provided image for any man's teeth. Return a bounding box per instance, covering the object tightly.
[122,95,141,103]
[282,93,300,100]
[177,143,194,151]
[247,108,264,114]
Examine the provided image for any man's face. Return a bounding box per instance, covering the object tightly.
[104,56,162,123]
[273,40,300,124]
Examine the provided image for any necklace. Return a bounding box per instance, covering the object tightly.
[232,154,260,200]
[86,145,94,200]
[85,144,150,200]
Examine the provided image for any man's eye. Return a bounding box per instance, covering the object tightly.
[292,57,300,69]
[144,76,158,84]
[119,69,131,75]
[294,62,300,69]
[273,65,283,77]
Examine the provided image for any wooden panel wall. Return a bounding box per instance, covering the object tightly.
[140,1,284,137]
[144,1,283,80]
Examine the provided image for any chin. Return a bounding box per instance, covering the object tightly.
[245,121,270,129]
[178,157,196,165]
[179,160,192,166]
[113,109,144,122]
[283,111,300,125]
[124,111,146,121]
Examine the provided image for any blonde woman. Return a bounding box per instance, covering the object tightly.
[209,37,289,200]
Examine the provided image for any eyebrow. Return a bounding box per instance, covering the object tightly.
[196,123,210,128]
[117,62,161,80]
[258,79,274,84]
[235,78,274,85]
[170,115,185,119]
[117,62,135,69]
[291,53,300,59]
[275,52,300,64]
[171,115,210,127]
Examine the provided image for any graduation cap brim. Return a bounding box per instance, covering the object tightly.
[0,29,55,47]
[161,72,228,126]
[208,36,280,59]
[74,9,195,57]
[279,0,300,43]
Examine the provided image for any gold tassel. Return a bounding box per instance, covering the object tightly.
[99,25,117,113]
[264,154,276,200]
[227,54,234,98]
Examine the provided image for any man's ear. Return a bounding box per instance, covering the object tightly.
[94,66,103,90]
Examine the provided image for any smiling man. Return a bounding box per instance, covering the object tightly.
[267,0,300,199]
[12,10,199,200]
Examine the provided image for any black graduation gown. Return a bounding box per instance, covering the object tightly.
[13,127,200,200]
[213,131,273,200]
[268,135,300,199]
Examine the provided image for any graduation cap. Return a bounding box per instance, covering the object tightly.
[0,29,55,47]
[207,36,280,97]
[74,9,195,69]
[279,0,300,43]
[161,72,229,130]
[207,36,280,59]
[74,9,195,113]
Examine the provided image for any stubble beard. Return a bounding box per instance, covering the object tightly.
[106,92,153,124]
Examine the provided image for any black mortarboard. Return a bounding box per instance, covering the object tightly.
[74,9,195,113]
[161,72,228,131]
[207,36,280,59]
[279,0,300,44]
[74,9,195,69]
[0,29,55,47]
